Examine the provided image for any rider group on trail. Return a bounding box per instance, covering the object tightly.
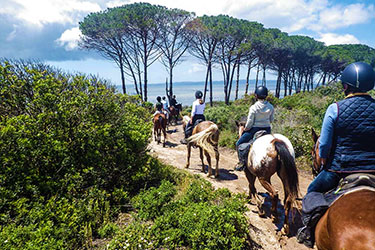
[152,61,375,249]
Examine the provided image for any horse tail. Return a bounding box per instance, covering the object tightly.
[273,139,299,205]
[187,123,219,155]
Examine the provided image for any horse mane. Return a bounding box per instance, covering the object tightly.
[187,123,218,155]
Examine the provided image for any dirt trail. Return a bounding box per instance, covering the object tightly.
[149,122,315,249]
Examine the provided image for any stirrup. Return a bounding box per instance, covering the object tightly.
[234,163,246,171]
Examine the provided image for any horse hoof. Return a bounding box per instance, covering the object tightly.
[281,226,289,236]
[258,209,266,217]
[271,214,279,223]
[185,164,189,169]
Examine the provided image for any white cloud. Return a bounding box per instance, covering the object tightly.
[56,27,82,50]
[188,63,205,74]
[6,25,18,41]
[106,0,131,8]
[317,33,360,46]
[2,0,101,27]
[310,3,375,31]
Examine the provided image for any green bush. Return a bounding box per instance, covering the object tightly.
[109,177,252,249]
[0,61,173,248]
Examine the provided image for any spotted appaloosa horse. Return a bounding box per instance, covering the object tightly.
[236,121,299,235]
[153,113,167,147]
[311,128,375,250]
[182,116,220,178]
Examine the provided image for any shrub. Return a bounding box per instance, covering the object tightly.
[0,60,171,248]
[109,177,252,249]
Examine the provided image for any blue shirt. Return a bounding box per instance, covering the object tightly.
[319,103,338,158]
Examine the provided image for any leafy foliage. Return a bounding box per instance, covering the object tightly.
[0,61,173,248]
[109,178,253,250]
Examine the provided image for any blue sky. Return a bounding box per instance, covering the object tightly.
[1,0,374,89]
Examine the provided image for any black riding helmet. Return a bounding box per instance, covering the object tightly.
[195,90,203,99]
[341,62,375,92]
[156,96,161,102]
[255,86,268,99]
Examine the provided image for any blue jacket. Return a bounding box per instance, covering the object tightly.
[325,94,375,172]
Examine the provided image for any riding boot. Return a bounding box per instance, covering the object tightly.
[180,123,192,144]
[297,211,316,248]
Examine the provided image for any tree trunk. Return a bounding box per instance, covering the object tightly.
[276,70,282,98]
[138,72,143,101]
[144,63,148,102]
[169,59,173,98]
[235,60,240,100]
[119,58,126,94]
[262,65,266,86]
[203,62,210,102]
[209,64,213,107]
[245,62,251,95]
[255,64,260,90]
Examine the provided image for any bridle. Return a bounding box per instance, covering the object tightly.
[311,139,326,177]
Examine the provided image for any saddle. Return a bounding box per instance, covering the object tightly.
[238,130,268,166]
[299,173,375,248]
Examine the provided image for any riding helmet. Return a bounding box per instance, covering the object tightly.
[341,62,375,92]
[255,86,268,99]
[195,90,203,99]
[156,96,161,102]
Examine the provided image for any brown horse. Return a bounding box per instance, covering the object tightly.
[311,128,375,249]
[182,116,220,178]
[168,106,180,125]
[236,121,299,235]
[153,113,167,147]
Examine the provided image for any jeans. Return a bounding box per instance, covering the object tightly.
[236,127,271,148]
[307,170,345,193]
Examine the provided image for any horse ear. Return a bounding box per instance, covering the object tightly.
[235,121,239,127]
[311,128,319,143]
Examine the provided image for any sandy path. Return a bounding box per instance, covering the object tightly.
[149,122,315,249]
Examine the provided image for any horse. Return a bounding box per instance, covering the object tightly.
[182,115,220,178]
[236,121,299,235]
[153,113,167,147]
[168,106,180,125]
[311,128,375,249]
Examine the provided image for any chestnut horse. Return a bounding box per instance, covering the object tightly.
[153,113,167,147]
[236,121,299,235]
[182,116,220,178]
[168,106,180,125]
[311,128,375,249]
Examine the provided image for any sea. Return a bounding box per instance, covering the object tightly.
[118,79,278,105]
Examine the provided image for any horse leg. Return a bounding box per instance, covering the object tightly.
[244,167,262,210]
[185,143,192,168]
[279,174,292,236]
[214,146,219,178]
[162,127,166,147]
[258,177,279,222]
[199,147,205,172]
[204,150,212,177]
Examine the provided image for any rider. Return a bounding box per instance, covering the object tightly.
[180,90,205,144]
[161,96,170,120]
[170,95,177,108]
[297,62,375,248]
[153,96,165,117]
[235,86,274,171]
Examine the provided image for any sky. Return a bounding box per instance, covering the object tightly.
[1,0,374,91]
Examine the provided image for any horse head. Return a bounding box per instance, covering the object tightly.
[235,117,247,139]
[311,128,321,177]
